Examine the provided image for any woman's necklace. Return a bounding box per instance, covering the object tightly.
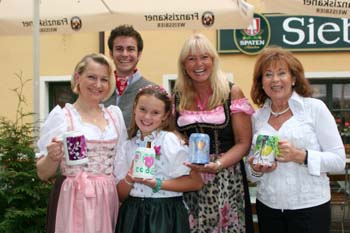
[195,95,210,111]
[74,104,102,124]
[271,106,290,118]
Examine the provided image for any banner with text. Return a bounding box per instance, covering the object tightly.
[217,13,350,55]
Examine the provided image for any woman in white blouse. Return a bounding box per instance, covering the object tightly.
[36,53,127,233]
[247,47,346,233]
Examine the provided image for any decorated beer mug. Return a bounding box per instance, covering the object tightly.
[62,131,88,166]
[133,146,155,179]
[189,133,210,164]
[253,134,279,166]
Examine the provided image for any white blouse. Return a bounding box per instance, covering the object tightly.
[246,92,346,210]
[36,103,127,158]
[114,130,191,198]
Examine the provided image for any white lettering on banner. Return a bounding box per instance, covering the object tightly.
[282,17,350,45]
[239,40,265,46]
[283,17,305,45]
[318,22,340,44]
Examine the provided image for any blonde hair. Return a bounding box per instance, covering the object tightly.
[174,33,230,111]
[71,53,116,101]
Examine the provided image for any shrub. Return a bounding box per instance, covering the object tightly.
[0,72,52,233]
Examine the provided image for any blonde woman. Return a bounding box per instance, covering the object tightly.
[36,53,127,233]
[173,34,255,233]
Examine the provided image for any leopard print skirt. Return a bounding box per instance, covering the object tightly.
[185,160,252,233]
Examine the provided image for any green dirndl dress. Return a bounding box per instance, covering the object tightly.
[116,196,190,233]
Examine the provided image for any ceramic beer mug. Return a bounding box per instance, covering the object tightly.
[189,133,210,164]
[61,131,88,166]
[133,142,155,179]
[253,134,279,166]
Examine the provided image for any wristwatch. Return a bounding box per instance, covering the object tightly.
[215,160,223,173]
[304,150,308,166]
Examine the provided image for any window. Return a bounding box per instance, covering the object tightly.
[40,76,75,123]
[309,79,350,144]
[48,82,77,111]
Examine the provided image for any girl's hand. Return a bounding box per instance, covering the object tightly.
[248,156,277,173]
[183,161,217,173]
[47,137,64,162]
[134,177,157,189]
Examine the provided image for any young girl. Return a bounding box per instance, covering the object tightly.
[114,85,203,233]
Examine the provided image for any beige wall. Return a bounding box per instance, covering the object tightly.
[0,33,99,120]
[1,1,350,122]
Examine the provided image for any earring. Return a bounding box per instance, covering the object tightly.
[292,82,295,87]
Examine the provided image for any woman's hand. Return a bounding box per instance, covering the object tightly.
[47,137,64,162]
[276,140,305,164]
[183,161,218,173]
[36,136,64,181]
[248,156,277,173]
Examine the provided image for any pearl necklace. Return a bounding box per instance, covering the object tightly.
[271,106,290,118]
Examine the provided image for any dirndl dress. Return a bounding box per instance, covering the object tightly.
[114,130,191,233]
[174,92,254,233]
[43,104,124,233]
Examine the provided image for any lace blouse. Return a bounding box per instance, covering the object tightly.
[36,103,128,175]
[246,92,346,210]
[114,130,191,198]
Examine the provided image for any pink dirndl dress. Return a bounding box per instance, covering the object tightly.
[52,105,122,233]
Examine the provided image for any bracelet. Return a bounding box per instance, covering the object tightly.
[152,178,162,193]
[215,160,223,173]
[251,168,263,177]
[124,177,134,187]
[303,150,308,165]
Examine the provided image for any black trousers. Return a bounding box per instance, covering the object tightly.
[256,199,331,233]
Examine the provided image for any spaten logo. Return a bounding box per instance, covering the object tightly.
[234,13,271,55]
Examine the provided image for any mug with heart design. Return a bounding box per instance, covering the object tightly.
[133,147,155,179]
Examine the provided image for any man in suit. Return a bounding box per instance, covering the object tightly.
[104,25,154,128]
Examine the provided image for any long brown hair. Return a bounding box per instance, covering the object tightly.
[128,85,175,139]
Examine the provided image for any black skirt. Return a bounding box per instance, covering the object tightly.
[116,196,190,233]
[45,175,66,233]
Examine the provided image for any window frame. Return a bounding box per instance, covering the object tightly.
[39,75,70,124]
[307,71,350,112]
